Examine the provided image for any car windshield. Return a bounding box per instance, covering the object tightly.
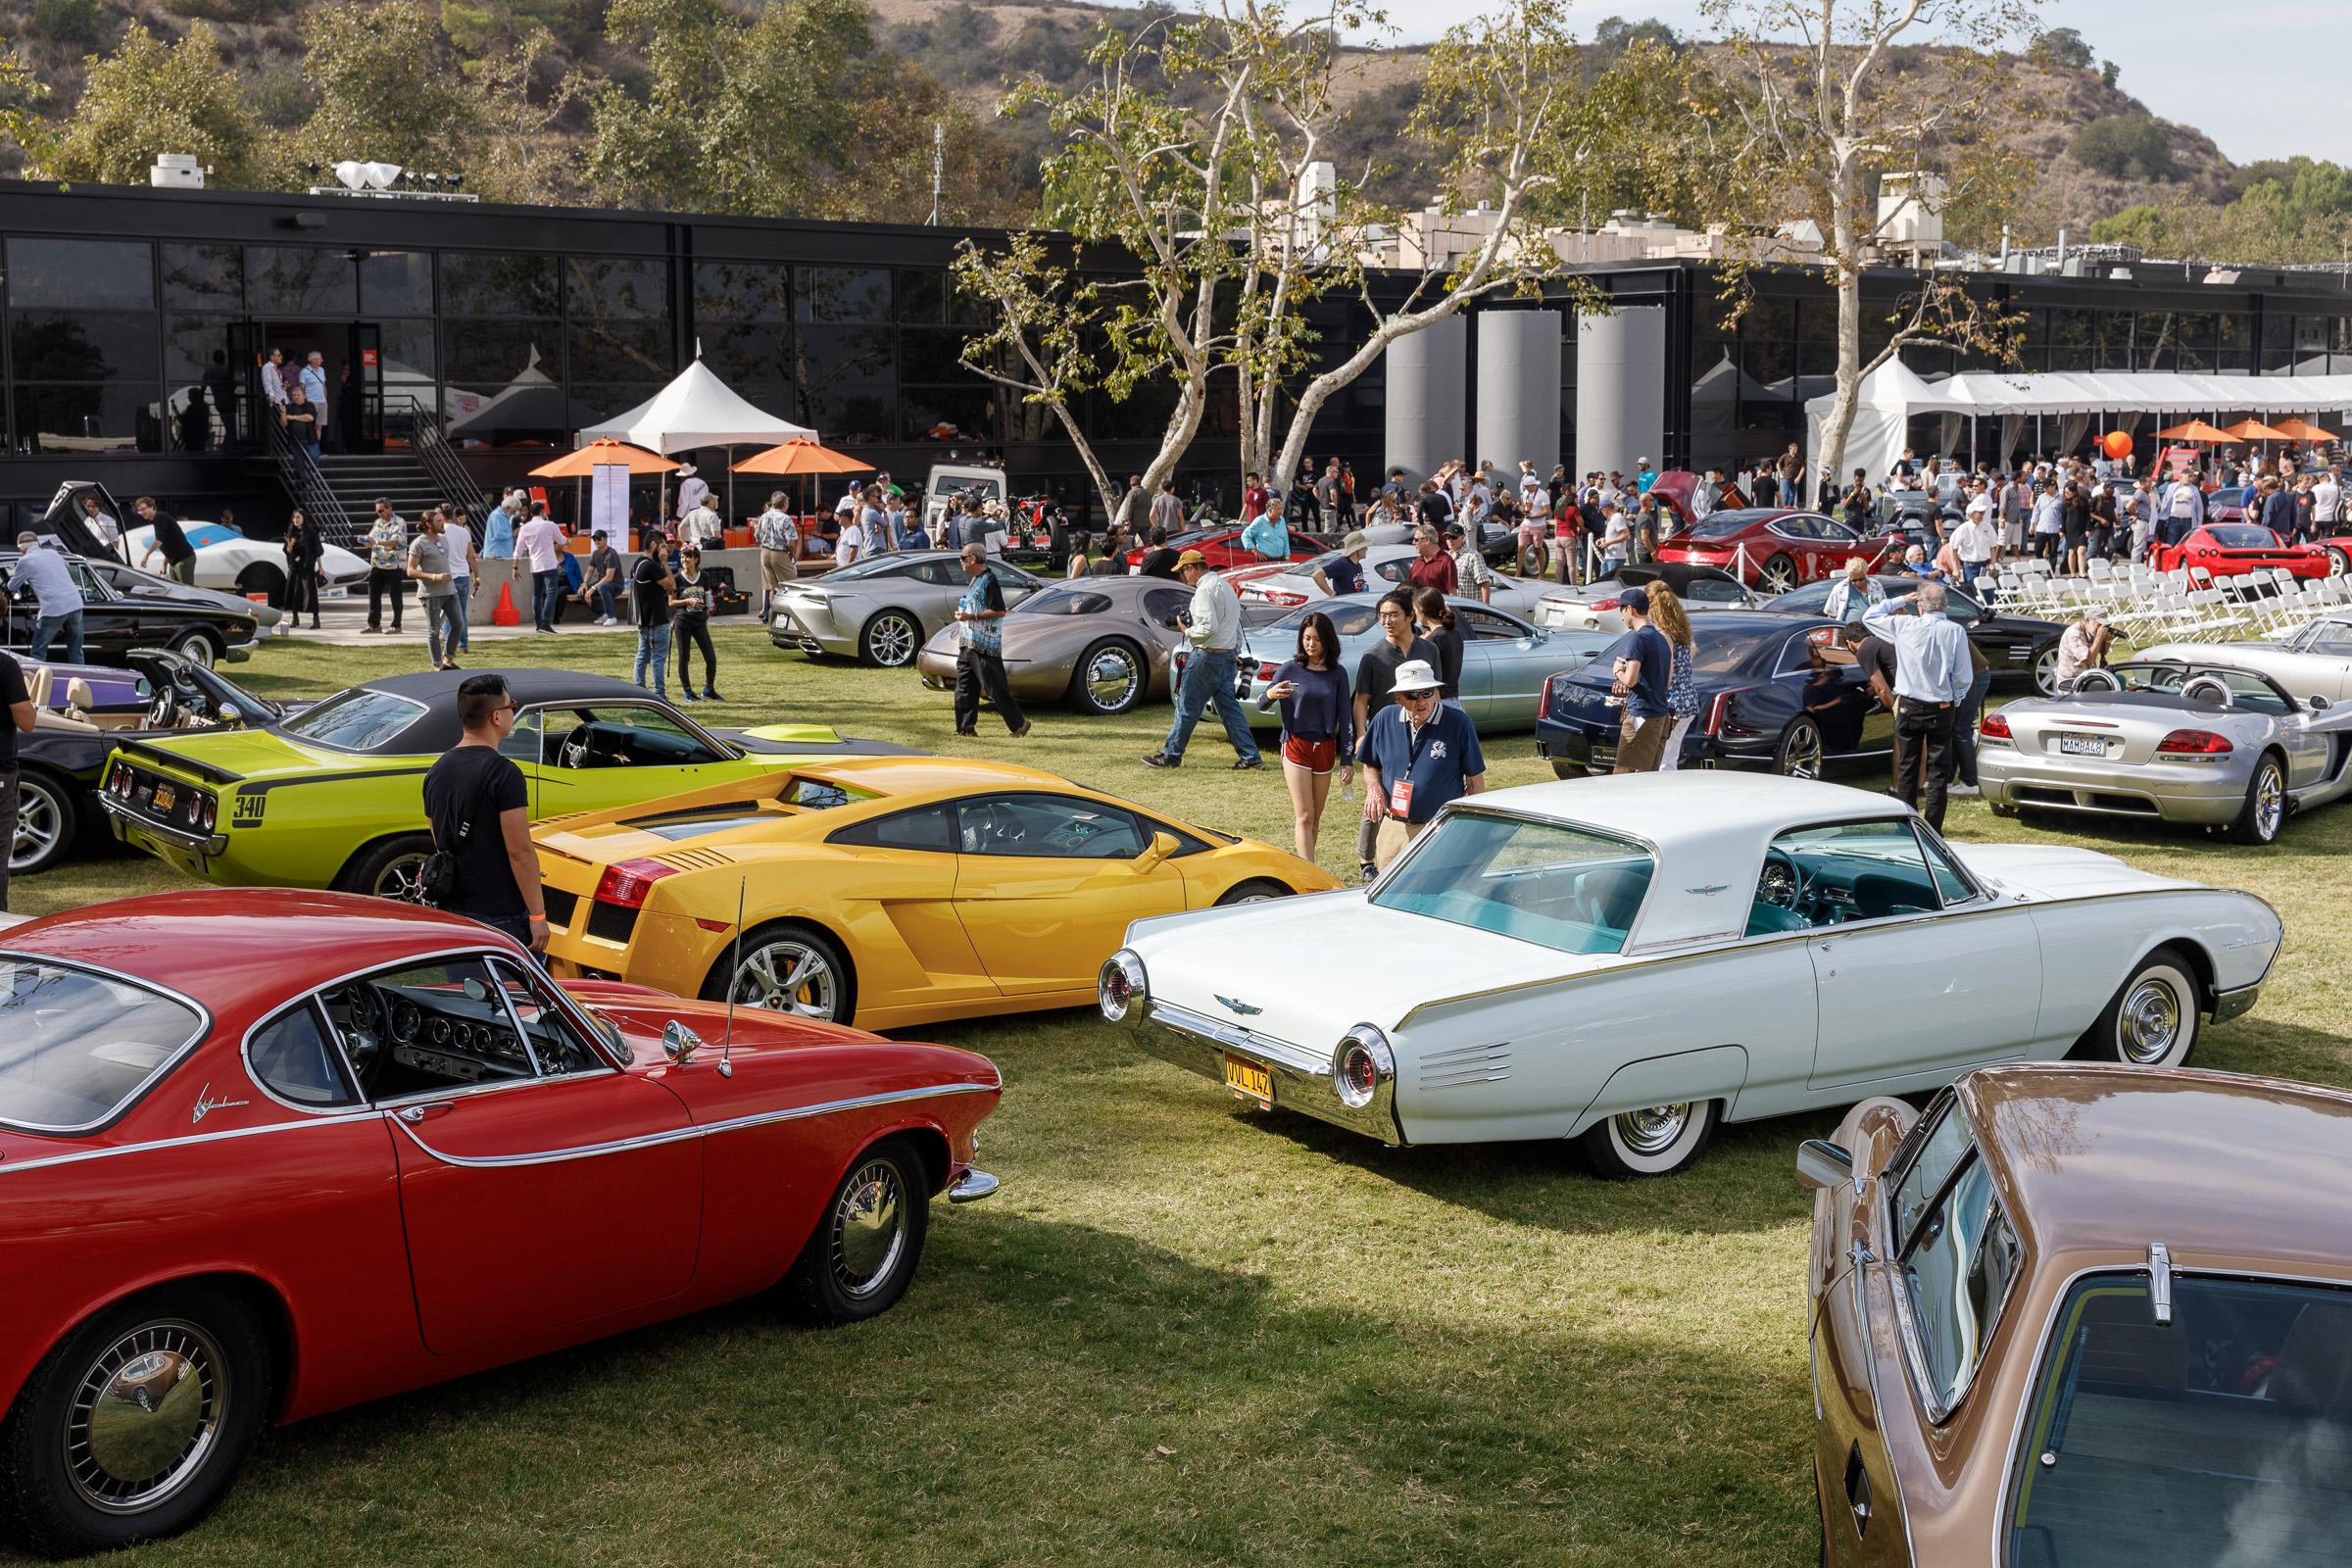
[1370,811,1654,956]
[1014,589,1112,616]
[815,556,913,583]
[2006,1271,2352,1566]
[0,958,203,1133]
[280,686,430,750]
[2290,618,2352,656]
[2209,525,2281,548]
[2107,664,2293,716]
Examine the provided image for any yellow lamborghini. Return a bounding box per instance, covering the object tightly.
[533,756,1339,1029]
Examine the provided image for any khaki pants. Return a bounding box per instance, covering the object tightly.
[1615,712,1673,772]
[760,549,798,589]
[1373,814,1426,869]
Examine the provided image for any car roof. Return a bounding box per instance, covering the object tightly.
[317,668,675,754]
[1,890,516,1011]
[1962,1066,2352,1278]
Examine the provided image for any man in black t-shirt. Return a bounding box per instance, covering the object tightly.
[421,674,545,952]
[1138,526,1182,580]
[134,497,197,585]
[631,551,677,699]
[1348,589,1437,883]
[0,656,33,908]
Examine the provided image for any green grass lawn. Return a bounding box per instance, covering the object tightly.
[16,624,2351,1567]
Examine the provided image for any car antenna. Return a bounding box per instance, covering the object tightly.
[718,874,744,1078]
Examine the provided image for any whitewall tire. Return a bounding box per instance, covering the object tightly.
[1577,1099,1720,1180]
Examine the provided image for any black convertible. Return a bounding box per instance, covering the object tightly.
[0,550,262,667]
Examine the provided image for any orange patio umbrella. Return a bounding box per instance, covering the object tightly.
[527,438,680,477]
[2155,419,2235,443]
[732,439,876,535]
[2272,416,2340,444]
[2219,418,2297,443]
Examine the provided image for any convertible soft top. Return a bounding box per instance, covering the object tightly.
[334,669,669,753]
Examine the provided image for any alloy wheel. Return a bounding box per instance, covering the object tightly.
[1778,720,1824,780]
[64,1318,229,1516]
[733,939,841,1019]
[1761,556,1798,595]
[865,614,919,667]
[372,852,431,903]
[2254,761,2284,842]
[12,779,65,873]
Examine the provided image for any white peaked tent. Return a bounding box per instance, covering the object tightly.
[1803,359,1971,487]
[577,358,815,451]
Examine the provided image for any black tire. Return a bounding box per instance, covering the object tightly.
[233,564,284,601]
[1549,759,1589,780]
[339,833,435,903]
[1213,878,1293,906]
[0,1282,270,1557]
[700,919,857,1025]
[775,1137,931,1326]
[858,610,922,669]
[2226,753,2286,846]
[1759,553,1799,595]
[10,772,77,878]
[1575,1099,1720,1179]
[171,631,222,671]
[2074,948,2201,1068]
[1066,637,1149,716]
[1774,715,1826,780]
[2031,639,2062,698]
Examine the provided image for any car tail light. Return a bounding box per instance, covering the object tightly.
[1700,689,1740,736]
[195,794,217,831]
[1980,711,2012,739]
[594,858,678,907]
[1332,1024,1394,1109]
[1260,590,1307,607]
[2156,728,2233,755]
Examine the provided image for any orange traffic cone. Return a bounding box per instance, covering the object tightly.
[492,579,519,626]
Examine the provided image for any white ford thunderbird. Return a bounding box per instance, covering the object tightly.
[1100,774,2282,1178]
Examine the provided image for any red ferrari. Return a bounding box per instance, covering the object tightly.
[2147,522,2331,581]
[1123,525,1322,572]
[1655,508,1895,592]
[0,892,1000,1556]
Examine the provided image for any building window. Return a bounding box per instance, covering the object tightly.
[440,253,560,318]
[247,247,358,315]
[161,244,242,310]
[12,384,157,455]
[5,238,154,311]
[567,257,667,321]
[798,267,890,323]
[693,262,789,322]
[362,252,434,317]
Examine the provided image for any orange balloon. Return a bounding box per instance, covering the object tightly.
[2101,430,2134,460]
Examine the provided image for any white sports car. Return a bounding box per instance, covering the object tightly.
[2137,614,2352,706]
[1101,773,2281,1178]
[123,522,369,600]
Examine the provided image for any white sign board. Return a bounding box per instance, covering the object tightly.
[591,464,629,541]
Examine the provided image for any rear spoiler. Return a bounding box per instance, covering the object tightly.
[113,739,243,785]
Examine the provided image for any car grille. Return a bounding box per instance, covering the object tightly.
[543,887,580,931]
[586,902,641,944]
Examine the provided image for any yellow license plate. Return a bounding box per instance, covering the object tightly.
[1224,1054,1273,1104]
[151,784,175,814]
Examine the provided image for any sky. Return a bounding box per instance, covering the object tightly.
[1361,0,2348,169]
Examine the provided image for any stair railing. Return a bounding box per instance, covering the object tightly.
[384,394,489,530]
[267,416,361,548]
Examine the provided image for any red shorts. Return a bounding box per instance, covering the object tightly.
[1281,736,1340,773]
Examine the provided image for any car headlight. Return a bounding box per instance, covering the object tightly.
[1333,1023,1395,1109]
[1099,949,1148,1022]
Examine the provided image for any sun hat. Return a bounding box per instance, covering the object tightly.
[1390,660,1443,695]
[1343,530,1367,551]
[1174,549,1209,568]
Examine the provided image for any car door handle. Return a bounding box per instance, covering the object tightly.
[395,1101,454,1124]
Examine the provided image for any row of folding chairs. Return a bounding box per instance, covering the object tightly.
[1980,558,2351,645]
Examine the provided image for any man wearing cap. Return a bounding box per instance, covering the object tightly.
[1445,521,1493,604]
[14,531,82,664]
[1359,659,1484,868]
[1605,586,1675,772]
[578,529,622,625]
[1313,532,1369,598]
[1144,551,1260,770]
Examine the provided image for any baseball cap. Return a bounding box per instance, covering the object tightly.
[1443,520,1465,539]
[1620,586,1650,614]
[1174,549,1209,568]
[1390,660,1442,695]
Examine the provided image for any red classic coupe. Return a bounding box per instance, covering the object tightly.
[1656,508,1896,593]
[2147,522,2332,582]
[1122,525,1322,572]
[0,891,1001,1557]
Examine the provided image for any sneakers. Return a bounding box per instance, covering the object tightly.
[1948,781,1980,797]
[1232,755,1264,770]
[701,689,723,703]
[1357,862,1379,884]
[1142,752,1181,768]
[679,691,701,703]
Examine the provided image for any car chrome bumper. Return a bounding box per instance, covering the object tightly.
[1979,752,2245,824]
[948,1168,1002,1202]
[2211,982,2262,1024]
[97,794,227,856]
[1124,1000,1404,1145]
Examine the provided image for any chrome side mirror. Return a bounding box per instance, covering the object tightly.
[2310,695,2331,711]
[217,703,242,723]
[1795,1139,1855,1191]
[662,1019,703,1064]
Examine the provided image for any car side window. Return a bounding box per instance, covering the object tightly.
[2209,670,2292,717]
[544,704,724,768]
[1373,558,1411,583]
[66,561,107,603]
[246,999,362,1109]
[828,802,956,852]
[1774,629,1836,677]
[906,561,963,586]
[486,957,606,1076]
[1915,827,1979,905]
[1761,819,1941,926]
[1691,579,1747,605]
[985,563,1033,591]
[322,956,534,1101]
[956,793,1149,859]
[1460,608,1526,642]
[1894,1125,2021,1416]
[1141,587,1190,625]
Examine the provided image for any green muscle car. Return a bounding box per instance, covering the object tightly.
[101,667,918,897]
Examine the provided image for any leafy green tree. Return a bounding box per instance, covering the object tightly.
[41,23,288,188]
[2034,25,2091,69]
[301,0,472,172]
[0,41,50,172]
[2070,113,2171,181]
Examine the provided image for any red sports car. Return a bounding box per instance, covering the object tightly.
[1123,525,1322,572]
[1656,508,1895,593]
[0,891,1000,1556]
[2147,522,2331,581]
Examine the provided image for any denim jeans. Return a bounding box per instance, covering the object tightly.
[29,611,82,665]
[450,577,470,649]
[633,624,671,697]
[532,568,564,632]
[1161,646,1259,762]
[592,583,617,621]
[424,594,464,665]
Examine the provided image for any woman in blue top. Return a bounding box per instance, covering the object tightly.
[1647,584,1701,771]
[1257,610,1353,860]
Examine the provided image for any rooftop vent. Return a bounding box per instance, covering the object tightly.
[151,153,205,190]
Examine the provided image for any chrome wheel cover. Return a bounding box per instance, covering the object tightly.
[733,939,841,1019]
[175,637,218,670]
[2118,975,2183,1065]
[829,1158,907,1298]
[2253,763,2283,840]
[1779,721,1823,780]
[867,614,918,666]
[1084,645,1142,711]
[65,1319,227,1515]
[371,852,431,903]
[1613,1103,1691,1154]
[12,779,64,873]
[1760,558,1797,595]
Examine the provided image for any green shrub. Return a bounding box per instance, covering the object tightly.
[31,0,103,46]
[2071,113,2173,182]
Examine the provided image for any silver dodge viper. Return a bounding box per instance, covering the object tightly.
[1979,658,2352,844]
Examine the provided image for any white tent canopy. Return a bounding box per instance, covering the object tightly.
[1806,368,2352,483]
[576,358,815,452]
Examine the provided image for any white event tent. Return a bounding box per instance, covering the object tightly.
[577,357,816,518]
[1805,364,2352,482]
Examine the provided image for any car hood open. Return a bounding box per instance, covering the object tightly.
[1126,890,1597,1047]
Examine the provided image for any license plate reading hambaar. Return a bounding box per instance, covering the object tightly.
[1224,1054,1273,1106]
[2058,734,2105,757]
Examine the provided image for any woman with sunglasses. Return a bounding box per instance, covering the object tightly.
[1257,610,1353,861]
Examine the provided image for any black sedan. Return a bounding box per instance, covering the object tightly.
[1761,575,2064,694]
[1534,612,1894,779]
[0,550,262,666]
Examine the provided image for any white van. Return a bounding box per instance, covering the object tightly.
[920,464,1009,549]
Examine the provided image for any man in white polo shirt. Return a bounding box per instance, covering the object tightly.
[1954,481,1995,588]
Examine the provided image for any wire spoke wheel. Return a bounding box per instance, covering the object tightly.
[64,1319,229,1516]
[827,1157,909,1299]
[733,939,840,1019]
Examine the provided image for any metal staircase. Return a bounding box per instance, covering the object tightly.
[266,419,361,548]
[263,398,491,549]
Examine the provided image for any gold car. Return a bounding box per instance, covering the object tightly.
[535,755,1338,1030]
